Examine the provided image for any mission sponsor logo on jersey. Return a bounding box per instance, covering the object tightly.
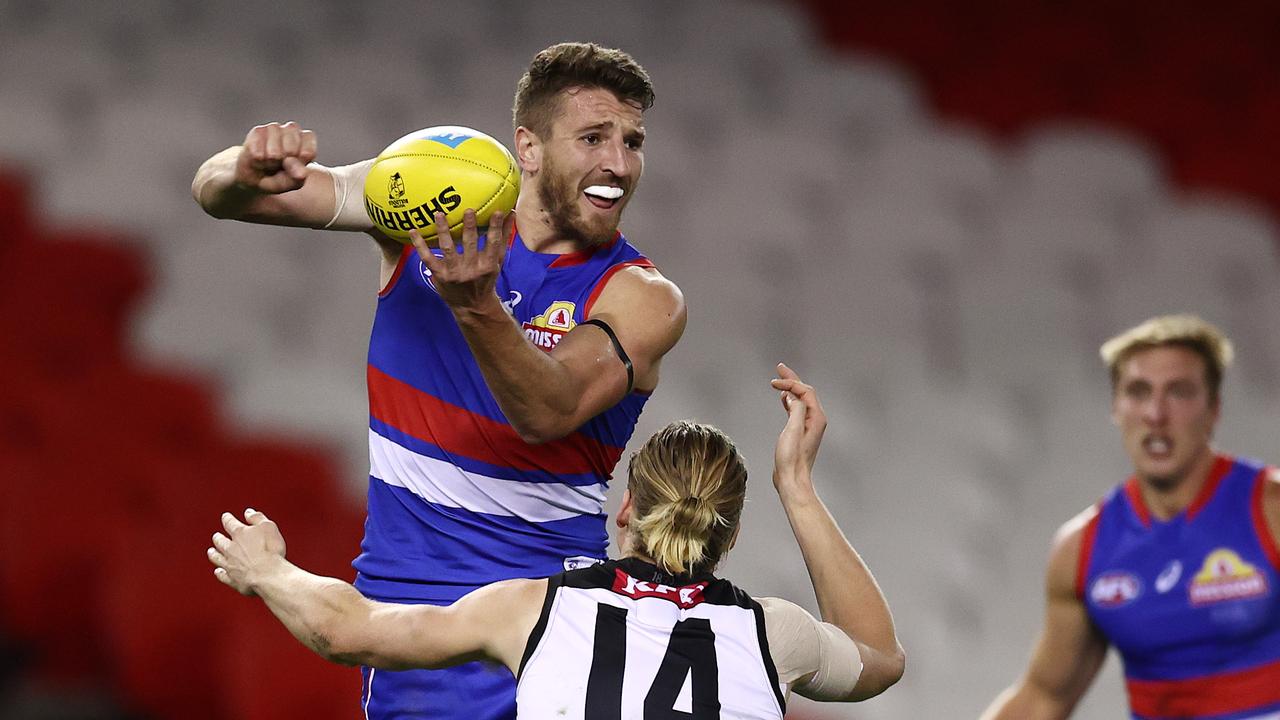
[523,301,576,351]
[611,569,707,608]
[1188,548,1269,606]
[1091,571,1142,608]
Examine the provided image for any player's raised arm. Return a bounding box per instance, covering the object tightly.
[207,509,544,673]
[412,211,686,444]
[979,509,1108,720]
[767,364,905,701]
[192,121,376,234]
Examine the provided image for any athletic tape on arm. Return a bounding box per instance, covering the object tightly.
[324,159,376,230]
[760,596,862,701]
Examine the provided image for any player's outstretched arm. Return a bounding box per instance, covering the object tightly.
[768,364,905,701]
[207,509,544,673]
[412,214,686,444]
[192,121,376,234]
[979,508,1108,720]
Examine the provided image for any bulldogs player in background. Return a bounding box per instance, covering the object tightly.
[983,315,1280,720]
[192,43,685,717]
[207,365,906,718]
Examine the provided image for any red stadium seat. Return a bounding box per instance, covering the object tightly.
[218,600,364,720]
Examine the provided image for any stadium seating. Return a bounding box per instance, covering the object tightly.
[1,1,1277,718]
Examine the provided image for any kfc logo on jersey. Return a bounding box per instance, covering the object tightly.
[1091,571,1142,608]
[522,301,576,351]
[612,569,707,608]
[1189,548,1268,606]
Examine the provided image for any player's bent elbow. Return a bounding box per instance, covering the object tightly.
[848,643,906,701]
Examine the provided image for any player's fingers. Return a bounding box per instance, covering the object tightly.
[221,511,246,534]
[411,228,442,270]
[484,211,509,264]
[282,156,308,182]
[213,567,234,586]
[460,209,478,254]
[244,507,268,525]
[207,546,226,567]
[433,212,456,257]
[212,532,232,554]
[776,362,799,381]
[244,125,267,161]
[280,122,301,156]
[782,391,807,433]
[264,123,283,160]
[298,129,318,164]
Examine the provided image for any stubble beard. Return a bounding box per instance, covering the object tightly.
[537,155,621,246]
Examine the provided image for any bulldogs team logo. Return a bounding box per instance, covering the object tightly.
[1091,571,1142,608]
[522,301,576,351]
[388,172,408,208]
[1189,548,1268,606]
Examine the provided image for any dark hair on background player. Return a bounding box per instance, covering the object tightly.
[626,421,747,576]
[512,42,655,138]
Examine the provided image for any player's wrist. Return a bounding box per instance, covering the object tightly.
[450,293,509,326]
[244,553,291,595]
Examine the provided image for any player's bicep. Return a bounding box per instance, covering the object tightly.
[350,579,544,673]
[761,597,867,702]
[551,267,685,403]
[1019,517,1108,712]
[590,269,686,385]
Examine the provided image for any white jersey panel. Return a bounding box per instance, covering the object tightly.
[518,581,784,720]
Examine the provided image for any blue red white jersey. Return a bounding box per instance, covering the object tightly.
[1078,455,1280,720]
[354,229,655,602]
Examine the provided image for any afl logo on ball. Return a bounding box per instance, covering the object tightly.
[388,172,408,208]
[1091,571,1142,608]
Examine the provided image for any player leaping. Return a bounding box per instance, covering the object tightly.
[193,43,685,720]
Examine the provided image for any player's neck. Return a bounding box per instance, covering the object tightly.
[1137,447,1217,521]
[513,201,596,255]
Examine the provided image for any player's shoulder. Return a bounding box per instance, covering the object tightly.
[758,596,816,627]
[1261,464,1280,507]
[1053,503,1101,549]
[589,264,686,330]
[605,262,682,301]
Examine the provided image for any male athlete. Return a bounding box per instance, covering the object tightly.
[192,43,686,718]
[982,315,1280,720]
[207,365,906,717]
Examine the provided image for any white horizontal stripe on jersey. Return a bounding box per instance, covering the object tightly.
[369,428,608,522]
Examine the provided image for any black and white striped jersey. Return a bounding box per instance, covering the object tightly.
[516,558,786,719]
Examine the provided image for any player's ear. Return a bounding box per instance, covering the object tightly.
[515,126,541,173]
[616,488,633,530]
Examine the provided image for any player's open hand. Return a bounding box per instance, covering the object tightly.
[235,121,317,194]
[771,363,827,499]
[410,209,516,314]
[207,509,287,596]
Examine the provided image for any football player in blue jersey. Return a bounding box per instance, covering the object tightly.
[207,365,906,718]
[194,43,687,719]
[983,315,1280,720]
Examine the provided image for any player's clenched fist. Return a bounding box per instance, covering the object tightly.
[235,121,317,194]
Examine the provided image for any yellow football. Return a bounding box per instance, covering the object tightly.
[363,126,520,244]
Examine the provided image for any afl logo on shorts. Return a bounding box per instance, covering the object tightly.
[1091,571,1142,608]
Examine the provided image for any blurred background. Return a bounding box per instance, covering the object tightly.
[1,0,1277,717]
